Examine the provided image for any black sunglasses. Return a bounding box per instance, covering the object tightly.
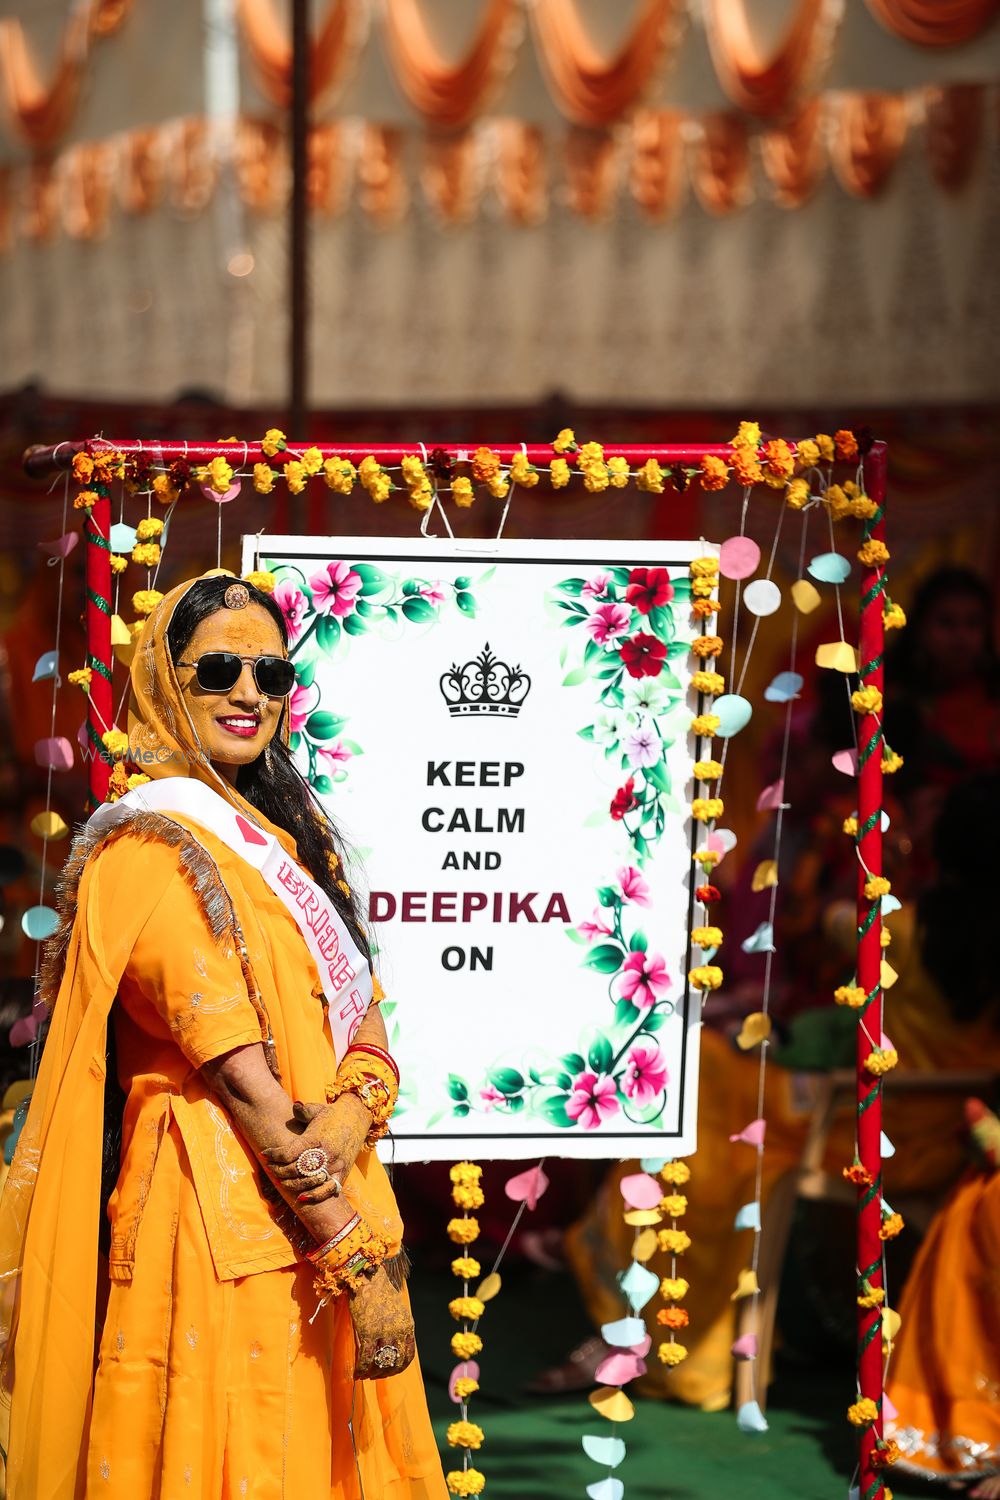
[176,651,296,698]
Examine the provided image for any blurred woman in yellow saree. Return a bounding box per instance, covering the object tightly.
[0,572,447,1499]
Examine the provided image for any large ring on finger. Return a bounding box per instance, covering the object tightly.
[295,1146,330,1182]
[373,1343,400,1370]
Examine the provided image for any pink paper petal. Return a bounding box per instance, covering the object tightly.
[76,720,89,752]
[619,1172,663,1210]
[719,536,761,581]
[883,1393,898,1422]
[594,1351,647,1387]
[34,736,74,771]
[628,1333,652,1358]
[730,1118,767,1147]
[832,748,858,776]
[37,531,78,560]
[504,1164,549,1210]
[448,1361,480,1403]
[755,780,784,811]
[8,1013,40,1048]
[201,480,242,504]
[731,1333,758,1360]
[706,828,737,859]
[880,1032,894,1052]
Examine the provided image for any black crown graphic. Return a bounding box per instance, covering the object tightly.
[439,643,532,718]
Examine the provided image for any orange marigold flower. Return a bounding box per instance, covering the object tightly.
[692,598,721,619]
[72,452,94,482]
[471,447,500,482]
[695,883,721,904]
[699,455,730,491]
[834,429,859,460]
[762,439,794,487]
[879,1212,904,1241]
[732,448,763,487]
[843,1163,873,1186]
[657,1307,689,1329]
[871,1441,901,1471]
[74,489,99,510]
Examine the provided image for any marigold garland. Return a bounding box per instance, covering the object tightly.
[448,1163,489,1496]
[654,1159,693,1370]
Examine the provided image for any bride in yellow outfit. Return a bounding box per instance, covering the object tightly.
[0,572,447,1500]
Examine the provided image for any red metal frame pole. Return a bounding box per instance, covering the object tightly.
[85,494,113,808]
[856,441,888,1498]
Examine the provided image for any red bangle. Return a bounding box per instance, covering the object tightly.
[346,1041,400,1086]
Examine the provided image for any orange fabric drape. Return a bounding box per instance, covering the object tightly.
[532,0,682,129]
[865,0,1000,46]
[308,121,349,215]
[22,160,58,241]
[495,120,547,225]
[629,108,685,220]
[358,123,409,227]
[167,119,218,216]
[690,111,751,215]
[830,90,908,198]
[0,0,133,151]
[703,0,839,118]
[381,0,521,132]
[925,82,984,191]
[760,97,826,207]
[422,132,483,223]
[236,0,364,109]
[61,140,115,240]
[235,116,286,212]
[564,125,620,220]
[118,127,165,215]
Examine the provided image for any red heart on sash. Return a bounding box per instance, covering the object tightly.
[235,813,268,846]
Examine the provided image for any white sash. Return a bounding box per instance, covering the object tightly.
[88,779,373,1059]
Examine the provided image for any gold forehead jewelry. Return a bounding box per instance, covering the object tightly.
[224,582,250,609]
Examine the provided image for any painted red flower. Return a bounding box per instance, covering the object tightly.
[610,777,638,821]
[625,567,674,615]
[619,632,667,679]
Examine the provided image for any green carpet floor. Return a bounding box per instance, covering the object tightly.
[409,1264,934,1500]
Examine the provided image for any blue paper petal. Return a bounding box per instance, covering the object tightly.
[586,1480,625,1500]
[741,922,775,955]
[734,1201,762,1231]
[736,1400,770,1433]
[881,1131,895,1159]
[21,904,58,940]
[640,1157,667,1174]
[881,894,901,915]
[808,551,852,585]
[110,522,137,554]
[617,1261,659,1313]
[764,671,803,703]
[601,1316,646,1348]
[582,1436,626,1469]
[32,650,59,683]
[713,694,753,739]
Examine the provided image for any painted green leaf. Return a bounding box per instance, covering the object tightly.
[642,1008,670,1031]
[454,575,471,589]
[453,1101,470,1117]
[477,566,496,585]
[289,731,301,753]
[556,600,588,615]
[295,659,316,688]
[507,1094,526,1113]
[401,595,437,623]
[597,886,618,907]
[401,580,420,596]
[425,1109,446,1129]
[577,725,595,741]
[343,614,366,636]
[456,592,477,617]
[562,667,589,687]
[561,1052,586,1074]
[595,659,621,680]
[488,1066,525,1096]
[588,1034,613,1074]
[540,1094,574,1128]
[342,739,363,755]
[383,604,398,622]
[629,930,648,952]
[666,641,689,658]
[615,998,641,1027]
[447,1074,469,1101]
[306,711,348,741]
[585,942,624,974]
[352,563,389,596]
[583,639,603,666]
[355,597,375,618]
[558,578,586,597]
[556,1071,573,1090]
[316,614,341,651]
[644,759,671,793]
[647,604,675,641]
[610,567,632,587]
[313,773,333,794]
[565,928,587,945]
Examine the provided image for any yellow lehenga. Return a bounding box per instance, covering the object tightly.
[0,574,447,1499]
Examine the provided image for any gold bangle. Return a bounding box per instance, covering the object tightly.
[308,1212,388,1298]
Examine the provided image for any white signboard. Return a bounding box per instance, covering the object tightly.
[243,536,705,1161]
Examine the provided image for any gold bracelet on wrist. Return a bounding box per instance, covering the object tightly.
[326,1049,398,1149]
[307,1211,388,1298]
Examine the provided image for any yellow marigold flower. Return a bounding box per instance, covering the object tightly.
[608,455,630,488]
[126,772,151,791]
[691,797,723,822]
[131,542,160,568]
[691,926,722,949]
[249,463,275,496]
[843,816,858,836]
[260,427,287,458]
[152,473,179,505]
[825,483,850,519]
[452,476,475,508]
[552,427,577,453]
[201,456,234,494]
[691,578,717,598]
[847,1398,879,1427]
[446,1468,486,1497]
[661,1194,688,1218]
[883,602,906,631]
[408,482,434,512]
[72,452,95,482]
[880,927,892,948]
[691,713,720,737]
[635,458,665,493]
[488,473,510,499]
[690,556,720,578]
[450,1162,483,1186]
[692,634,724,659]
[471,446,500,481]
[453,1377,479,1401]
[106,763,129,802]
[452,1183,485,1211]
[657,1228,691,1255]
[762,438,794,487]
[843,480,860,498]
[101,729,130,758]
[449,1297,486,1322]
[244,570,276,594]
[657,1341,688,1366]
[301,446,324,476]
[732,420,761,450]
[323,457,356,494]
[864,1048,898,1077]
[74,489,99,511]
[815,433,835,463]
[864,875,891,900]
[834,985,866,1009]
[450,1331,483,1360]
[850,496,878,519]
[284,460,307,495]
[689,965,723,991]
[110,553,129,574]
[578,440,604,468]
[699,454,729,491]
[93,449,124,481]
[692,671,725,696]
[447,1421,485,1451]
[660,1277,690,1302]
[358,455,392,502]
[786,477,810,510]
[660,1162,691,1187]
[510,451,539,488]
[851,686,883,715]
[857,1287,885,1309]
[693,759,723,781]
[879,1212,904,1241]
[447,1217,481,1245]
[881,750,904,774]
[582,461,610,493]
[68,667,92,690]
[693,849,720,869]
[550,457,571,489]
[135,516,163,540]
[796,438,819,468]
[400,454,426,487]
[858,538,890,567]
[451,1256,481,1280]
[132,589,163,616]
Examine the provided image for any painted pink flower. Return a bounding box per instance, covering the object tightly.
[582,571,613,600]
[566,1070,620,1130]
[309,560,362,618]
[577,908,614,942]
[617,950,671,1010]
[480,1084,505,1112]
[288,680,319,735]
[272,579,309,643]
[623,1041,668,1106]
[586,602,631,646]
[318,740,353,767]
[617,865,652,907]
[419,584,446,605]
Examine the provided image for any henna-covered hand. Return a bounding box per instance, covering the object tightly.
[261,1093,371,1204]
[351,1265,416,1380]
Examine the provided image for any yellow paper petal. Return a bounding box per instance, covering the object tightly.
[736,1012,772,1051]
[791,579,821,614]
[110,613,132,646]
[588,1387,635,1422]
[880,960,898,990]
[751,860,778,892]
[476,1273,502,1303]
[30,810,69,840]
[623,1208,663,1227]
[882,1307,901,1342]
[634,1228,659,1262]
[815,641,859,673]
[730,1268,760,1301]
